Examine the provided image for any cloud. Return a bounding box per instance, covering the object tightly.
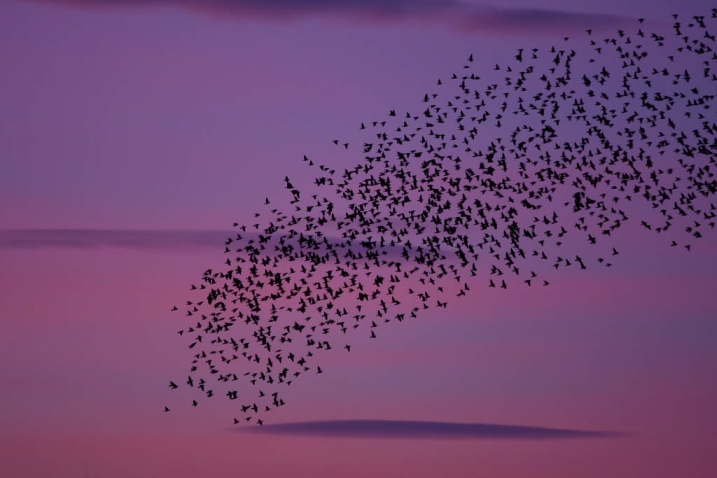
[0,229,410,259]
[452,7,636,35]
[36,1,635,35]
[239,419,627,439]
[0,229,232,250]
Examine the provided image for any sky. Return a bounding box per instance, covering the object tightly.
[1,0,717,477]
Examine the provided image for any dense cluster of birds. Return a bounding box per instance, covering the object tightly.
[165,9,717,425]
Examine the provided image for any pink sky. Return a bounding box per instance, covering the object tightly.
[1,0,717,477]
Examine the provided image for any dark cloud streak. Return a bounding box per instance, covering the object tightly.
[0,229,232,251]
[0,229,411,259]
[453,7,635,34]
[36,1,635,35]
[239,419,628,440]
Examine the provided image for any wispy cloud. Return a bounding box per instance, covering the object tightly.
[35,1,635,35]
[239,419,627,439]
[0,229,231,250]
[0,229,410,258]
[451,6,636,35]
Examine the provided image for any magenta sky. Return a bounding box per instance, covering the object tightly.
[1,1,716,477]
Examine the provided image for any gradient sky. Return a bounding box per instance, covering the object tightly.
[1,1,717,477]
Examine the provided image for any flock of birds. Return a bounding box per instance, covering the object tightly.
[165,9,717,425]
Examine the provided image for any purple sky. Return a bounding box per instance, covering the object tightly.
[1,1,717,477]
